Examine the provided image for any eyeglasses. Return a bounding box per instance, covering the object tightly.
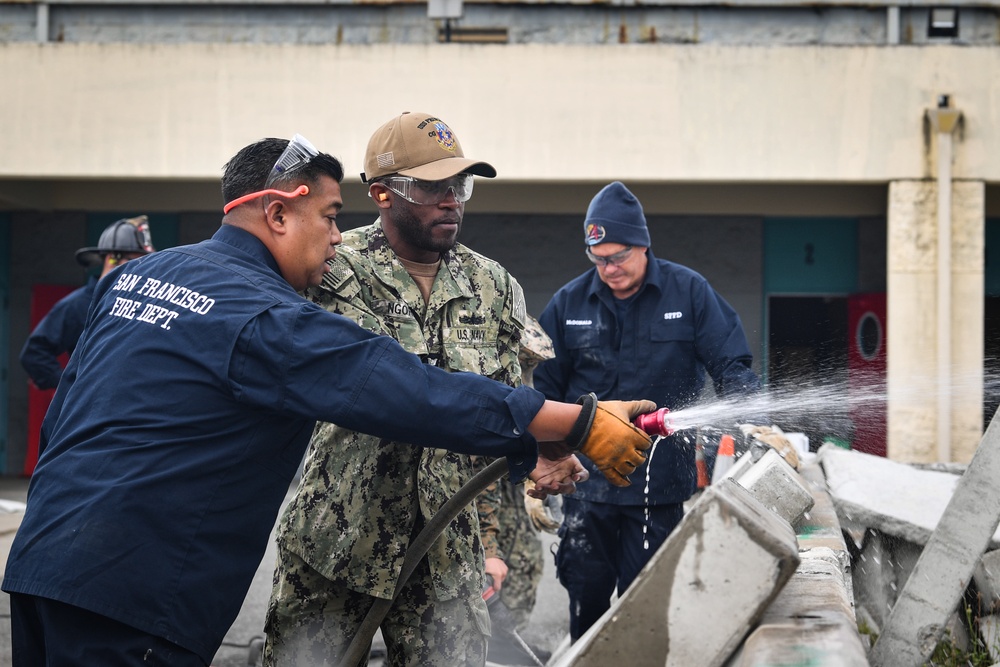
[379,174,474,206]
[223,134,318,214]
[586,246,634,267]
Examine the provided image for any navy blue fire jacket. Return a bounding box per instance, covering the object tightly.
[19,276,97,389]
[534,250,761,505]
[1,224,545,663]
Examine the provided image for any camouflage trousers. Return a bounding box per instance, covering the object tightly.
[263,549,489,667]
[496,479,544,631]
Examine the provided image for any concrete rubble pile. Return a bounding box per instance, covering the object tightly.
[824,444,1000,665]
[552,439,870,667]
[548,432,1000,667]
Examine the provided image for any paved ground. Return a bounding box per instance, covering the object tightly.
[0,475,29,667]
[0,475,571,667]
[211,484,570,667]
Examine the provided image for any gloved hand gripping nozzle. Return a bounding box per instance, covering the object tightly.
[567,393,658,487]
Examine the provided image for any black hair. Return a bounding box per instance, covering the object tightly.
[221,138,345,206]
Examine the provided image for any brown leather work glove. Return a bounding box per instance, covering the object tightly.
[567,394,657,487]
[524,480,562,533]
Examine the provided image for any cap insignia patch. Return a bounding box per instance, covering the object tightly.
[432,122,458,153]
[585,223,607,245]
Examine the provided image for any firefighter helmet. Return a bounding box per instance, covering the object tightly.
[76,215,155,268]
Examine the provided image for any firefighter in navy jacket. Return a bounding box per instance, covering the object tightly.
[534,181,762,642]
[19,215,155,389]
[2,141,653,666]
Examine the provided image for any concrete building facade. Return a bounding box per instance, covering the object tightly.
[1,0,999,473]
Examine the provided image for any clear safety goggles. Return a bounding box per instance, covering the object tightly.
[381,174,475,206]
[267,134,319,186]
[224,134,319,214]
[586,245,634,267]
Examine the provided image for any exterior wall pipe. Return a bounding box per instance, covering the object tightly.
[929,97,961,463]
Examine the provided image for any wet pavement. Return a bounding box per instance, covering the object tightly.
[0,475,29,667]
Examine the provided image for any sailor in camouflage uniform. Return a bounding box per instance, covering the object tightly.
[265,112,545,667]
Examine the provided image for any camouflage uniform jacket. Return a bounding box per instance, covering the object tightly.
[275,219,526,603]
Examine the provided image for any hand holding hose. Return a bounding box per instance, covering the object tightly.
[568,394,657,487]
[528,454,588,498]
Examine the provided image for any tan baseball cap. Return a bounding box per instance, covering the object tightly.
[361,111,497,183]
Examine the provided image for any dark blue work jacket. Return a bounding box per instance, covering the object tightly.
[1,225,544,663]
[19,276,97,389]
[534,251,760,505]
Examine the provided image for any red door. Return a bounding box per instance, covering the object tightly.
[24,284,76,476]
[847,292,887,456]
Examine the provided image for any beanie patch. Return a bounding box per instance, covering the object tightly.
[585,223,607,245]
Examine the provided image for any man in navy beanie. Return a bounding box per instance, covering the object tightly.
[534,181,762,642]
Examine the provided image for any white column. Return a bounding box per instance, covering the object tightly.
[886,179,984,463]
[35,4,48,44]
[886,6,901,45]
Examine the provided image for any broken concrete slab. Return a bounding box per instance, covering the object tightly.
[942,610,971,655]
[849,528,925,635]
[978,614,1000,662]
[818,444,999,548]
[976,549,1000,612]
[551,479,800,667]
[868,410,1000,666]
[733,448,815,526]
[850,529,893,634]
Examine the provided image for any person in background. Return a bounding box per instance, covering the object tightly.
[3,137,654,667]
[265,112,596,667]
[19,215,155,389]
[533,181,762,642]
[485,314,558,665]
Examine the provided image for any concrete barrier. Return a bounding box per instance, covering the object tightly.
[552,479,800,667]
[730,548,869,667]
[726,462,868,666]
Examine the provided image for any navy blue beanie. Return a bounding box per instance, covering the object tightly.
[582,182,650,248]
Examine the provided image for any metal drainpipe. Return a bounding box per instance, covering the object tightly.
[929,96,961,463]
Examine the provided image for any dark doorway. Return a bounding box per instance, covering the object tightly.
[767,295,853,450]
[985,297,1000,425]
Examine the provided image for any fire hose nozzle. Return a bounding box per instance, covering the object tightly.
[633,407,674,437]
